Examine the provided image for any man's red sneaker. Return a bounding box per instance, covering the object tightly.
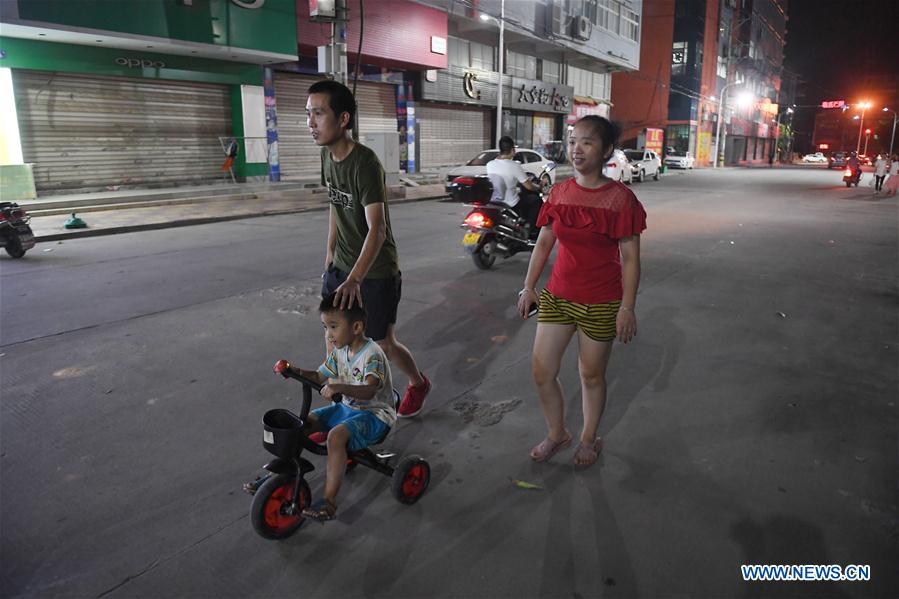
[398,374,430,418]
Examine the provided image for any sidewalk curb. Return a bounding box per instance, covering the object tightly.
[34,193,448,242]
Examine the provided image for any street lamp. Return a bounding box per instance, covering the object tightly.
[884,107,898,156]
[863,128,872,156]
[713,83,752,168]
[855,101,872,154]
[480,0,505,148]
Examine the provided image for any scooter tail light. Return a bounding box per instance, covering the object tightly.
[0,212,7,222]
[452,176,476,186]
[843,169,852,177]
[464,212,493,229]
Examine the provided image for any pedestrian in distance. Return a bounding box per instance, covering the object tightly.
[306,79,431,418]
[884,154,899,197]
[516,115,647,468]
[873,154,888,192]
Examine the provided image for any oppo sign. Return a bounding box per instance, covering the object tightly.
[116,57,165,69]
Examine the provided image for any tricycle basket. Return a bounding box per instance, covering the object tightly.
[262,408,303,458]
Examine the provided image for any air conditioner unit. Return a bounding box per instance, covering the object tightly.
[572,15,593,41]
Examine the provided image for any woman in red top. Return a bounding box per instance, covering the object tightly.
[516,115,647,468]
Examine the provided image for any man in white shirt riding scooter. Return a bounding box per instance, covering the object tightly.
[486,136,543,236]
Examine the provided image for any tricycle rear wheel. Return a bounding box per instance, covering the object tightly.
[391,456,430,504]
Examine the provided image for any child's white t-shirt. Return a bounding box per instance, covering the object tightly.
[317,339,396,427]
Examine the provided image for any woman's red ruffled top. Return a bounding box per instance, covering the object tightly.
[536,178,647,304]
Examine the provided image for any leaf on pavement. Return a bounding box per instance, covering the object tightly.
[509,478,543,490]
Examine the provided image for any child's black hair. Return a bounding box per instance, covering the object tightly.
[319,293,367,325]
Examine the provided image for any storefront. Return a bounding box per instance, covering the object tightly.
[418,67,572,168]
[271,70,399,180]
[0,0,296,192]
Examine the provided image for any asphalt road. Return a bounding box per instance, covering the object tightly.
[1,166,896,599]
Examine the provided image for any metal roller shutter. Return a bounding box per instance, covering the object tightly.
[13,70,231,193]
[272,72,321,180]
[416,103,491,168]
[274,73,397,180]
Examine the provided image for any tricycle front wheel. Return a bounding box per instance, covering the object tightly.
[250,473,310,540]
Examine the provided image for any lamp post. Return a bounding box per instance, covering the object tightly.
[855,101,871,154]
[713,83,752,168]
[884,107,898,157]
[480,0,505,148]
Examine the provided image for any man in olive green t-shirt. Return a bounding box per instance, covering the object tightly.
[306,79,431,418]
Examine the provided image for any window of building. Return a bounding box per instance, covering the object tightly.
[672,41,688,76]
[448,36,469,68]
[506,51,537,80]
[541,59,561,84]
[717,55,728,79]
[621,6,640,41]
[598,0,619,34]
[471,41,494,71]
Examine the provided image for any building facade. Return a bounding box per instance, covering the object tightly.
[413,0,641,170]
[611,0,787,167]
[0,0,297,193]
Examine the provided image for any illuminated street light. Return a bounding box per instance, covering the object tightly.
[735,91,754,108]
[855,101,872,154]
[713,85,753,168]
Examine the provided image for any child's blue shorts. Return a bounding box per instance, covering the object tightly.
[310,403,389,451]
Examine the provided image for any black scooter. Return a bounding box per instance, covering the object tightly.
[842,166,862,187]
[455,168,551,270]
[1,202,35,258]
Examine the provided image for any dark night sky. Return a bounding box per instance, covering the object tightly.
[784,0,899,147]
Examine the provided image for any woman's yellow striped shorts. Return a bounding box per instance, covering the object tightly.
[537,289,621,342]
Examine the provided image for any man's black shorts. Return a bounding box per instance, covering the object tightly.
[322,264,401,342]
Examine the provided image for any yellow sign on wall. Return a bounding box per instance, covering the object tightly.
[697,131,711,165]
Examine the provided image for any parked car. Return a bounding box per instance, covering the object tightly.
[604,149,633,184]
[445,148,557,193]
[664,151,695,169]
[828,151,847,169]
[801,152,828,163]
[857,154,873,166]
[624,149,662,182]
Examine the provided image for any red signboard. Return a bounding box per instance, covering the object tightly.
[818,143,829,150]
[645,127,664,154]
[821,100,846,109]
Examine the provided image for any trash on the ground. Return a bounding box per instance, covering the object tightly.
[64,213,88,229]
[509,478,543,490]
[729,241,735,244]
[776,311,787,318]
[854,455,867,463]
[42,248,53,252]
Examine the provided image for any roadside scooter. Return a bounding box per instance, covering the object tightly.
[0,202,35,258]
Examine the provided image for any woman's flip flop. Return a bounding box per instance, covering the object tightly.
[573,438,603,468]
[529,433,572,462]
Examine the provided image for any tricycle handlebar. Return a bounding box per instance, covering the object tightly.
[273,359,343,404]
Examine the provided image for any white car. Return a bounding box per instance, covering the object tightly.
[802,152,828,163]
[445,148,557,192]
[604,149,633,184]
[624,149,662,182]
[664,151,695,169]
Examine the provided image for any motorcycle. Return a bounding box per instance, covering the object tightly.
[454,166,553,270]
[843,166,862,187]
[0,202,36,258]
